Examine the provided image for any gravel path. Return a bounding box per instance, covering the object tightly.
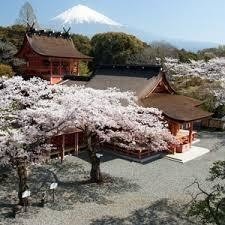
[0,131,224,225]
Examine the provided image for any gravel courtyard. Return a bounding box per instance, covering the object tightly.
[0,131,224,225]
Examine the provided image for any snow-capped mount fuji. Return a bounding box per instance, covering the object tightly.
[49,4,123,36]
[51,4,122,29]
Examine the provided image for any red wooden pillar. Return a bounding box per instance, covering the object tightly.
[26,61,29,69]
[139,150,141,159]
[50,59,53,84]
[77,61,79,75]
[69,59,73,75]
[173,147,176,154]
[74,132,79,156]
[50,59,52,76]
[59,59,62,76]
[174,123,180,136]
[69,60,71,74]
[168,121,180,136]
[188,122,193,147]
[61,134,65,163]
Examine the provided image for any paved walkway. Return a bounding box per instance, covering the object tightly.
[0,131,224,225]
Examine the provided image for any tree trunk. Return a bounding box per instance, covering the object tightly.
[90,152,102,183]
[17,161,29,206]
[87,135,102,183]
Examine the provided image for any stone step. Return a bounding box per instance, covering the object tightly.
[165,146,210,163]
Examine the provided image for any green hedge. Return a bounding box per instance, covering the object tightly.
[0,63,13,77]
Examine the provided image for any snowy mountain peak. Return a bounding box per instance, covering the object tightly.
[52,4,122,27]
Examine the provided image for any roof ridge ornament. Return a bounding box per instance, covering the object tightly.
[62,27,71,38]
[27,22,36,37]
[27,26,72,39]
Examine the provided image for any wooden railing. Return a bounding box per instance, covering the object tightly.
[104,143,156,159]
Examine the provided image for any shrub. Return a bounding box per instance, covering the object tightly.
[71,34,91,56]
[213,105,225,118]
[79,62,90,76]
[91,32,144,64]
[0,63,13,77]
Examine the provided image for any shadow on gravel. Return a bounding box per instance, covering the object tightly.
[0,167,22,223]
[0,157,139,222]
[78,149,119,164]
[195,131,225,151]
[90,199,197,225]
[30,159,139,211]
[197,131,225,141]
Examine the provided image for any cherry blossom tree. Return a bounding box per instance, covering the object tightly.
[213,83,225,106]
[0,76,61,205]
[165,57,225,107]
[165,57,225,81]
[34,85,176,182]
[0,76,176,196]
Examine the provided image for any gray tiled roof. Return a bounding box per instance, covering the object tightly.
[62,65,161,96]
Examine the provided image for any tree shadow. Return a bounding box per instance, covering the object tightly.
[77,148,119,163]
[0,167,43,222]
[77,148,162,165]
[90,199,197,225]
[195,130,225,152]
[0,157,139,223]
[197,130,225,140]
[0,168,22,222]
[29,159,139,211]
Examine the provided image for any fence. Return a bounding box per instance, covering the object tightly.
[201,118,225,130]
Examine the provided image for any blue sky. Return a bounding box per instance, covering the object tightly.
[1,0,225,44]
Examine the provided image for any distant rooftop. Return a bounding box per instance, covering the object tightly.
[93,64,161,78]
[62,64,162,95]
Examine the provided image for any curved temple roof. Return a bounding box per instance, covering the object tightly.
[140,94,213,123]
[16,32,92,60]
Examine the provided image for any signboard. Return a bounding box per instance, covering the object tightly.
[96,153,103,158]
[22,190,31,198]
[50,183,58,190]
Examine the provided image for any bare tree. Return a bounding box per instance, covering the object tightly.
[16,2,39,29]
[187,161,225,225]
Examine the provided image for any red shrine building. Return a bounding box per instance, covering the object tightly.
[15,28,92,84]
[15,29,213,161]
